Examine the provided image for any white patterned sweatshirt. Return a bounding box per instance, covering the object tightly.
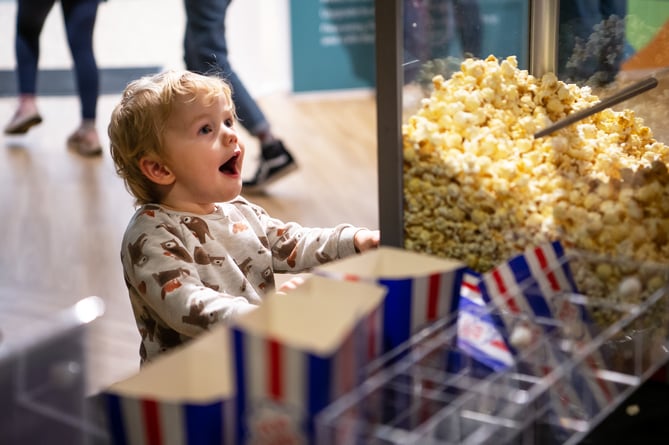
[120,196,361,364]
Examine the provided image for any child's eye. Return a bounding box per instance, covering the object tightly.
[198,125,213,135]
[224,118,234,128]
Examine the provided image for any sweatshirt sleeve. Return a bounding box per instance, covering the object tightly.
[122,209,257,338]
[232,198,361,273]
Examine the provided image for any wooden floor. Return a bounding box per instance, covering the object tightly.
[0,91,379,395]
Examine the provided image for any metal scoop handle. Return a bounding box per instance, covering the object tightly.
[534,76,659,139]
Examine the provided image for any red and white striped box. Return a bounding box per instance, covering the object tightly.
[103,325,238,445]
[314,246,466,354]
[231,275,386,445]
[478,241,616,419]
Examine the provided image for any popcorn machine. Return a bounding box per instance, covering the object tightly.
[332,0,669,443]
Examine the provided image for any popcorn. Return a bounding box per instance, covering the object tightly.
[403,55,669,283]
[618,276,642,300]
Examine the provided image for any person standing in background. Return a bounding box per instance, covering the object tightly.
[183,0,298,193]
[4,0,103,157]
[403,0,482,83]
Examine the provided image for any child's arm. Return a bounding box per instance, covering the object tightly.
[233,197,378,272]
[276,275,306,294]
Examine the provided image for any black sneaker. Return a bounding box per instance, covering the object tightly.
[243,140,298,193]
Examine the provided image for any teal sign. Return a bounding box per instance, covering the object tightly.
[290,0,376,92]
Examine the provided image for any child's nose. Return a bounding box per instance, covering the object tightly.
[221,125,238,145]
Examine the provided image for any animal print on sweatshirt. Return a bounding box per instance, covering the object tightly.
[120,196,360,364]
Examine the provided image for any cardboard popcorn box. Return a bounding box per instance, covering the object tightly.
[103,325,237,445]
[231,275,386,445]
[315,246,466,354]
[478,241,617,421]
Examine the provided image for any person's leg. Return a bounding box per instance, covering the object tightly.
[5,0,54,134]
[183,0,269,137]
[183,0,297,191]
[403,0,430,84]
[62,0,102,156]
[453,0,482,57]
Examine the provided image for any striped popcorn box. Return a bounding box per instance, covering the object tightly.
[103,325,237,445]
[314,246,466,355]
[456,270,515,372]
[478,241,616,419]
[231,275,386,445]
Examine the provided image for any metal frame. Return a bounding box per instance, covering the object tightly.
[529,0,559,77]
[374,0,404,248]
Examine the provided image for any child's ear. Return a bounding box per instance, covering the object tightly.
[138,156,175,185]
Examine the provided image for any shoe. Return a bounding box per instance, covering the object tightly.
[243,140,297,193]
[4,112,42,135]
[67,129,103,157]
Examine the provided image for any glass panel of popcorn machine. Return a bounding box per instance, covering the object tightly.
[401,0,533,271]
[549,3,669,269]
[401,0,669,275]
[402,0,530,116]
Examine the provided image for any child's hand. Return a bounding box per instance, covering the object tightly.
[276,276,306,295]
[354,229,380,252]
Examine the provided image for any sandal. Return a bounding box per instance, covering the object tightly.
[67,129,103,157]
[4,112,43,135]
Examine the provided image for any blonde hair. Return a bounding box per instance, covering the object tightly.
[108,70,235,205]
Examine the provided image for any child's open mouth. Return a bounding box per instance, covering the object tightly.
[219,154,239,175]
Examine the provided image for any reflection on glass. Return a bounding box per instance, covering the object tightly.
[402,0,529,114]
[554,1,669,145]
[403,0,483,85]
[558,0,630,87]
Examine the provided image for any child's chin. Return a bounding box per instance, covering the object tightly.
[227,182,243,198]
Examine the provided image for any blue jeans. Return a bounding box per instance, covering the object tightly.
[183,0,269,137]
[15,0,100,120]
